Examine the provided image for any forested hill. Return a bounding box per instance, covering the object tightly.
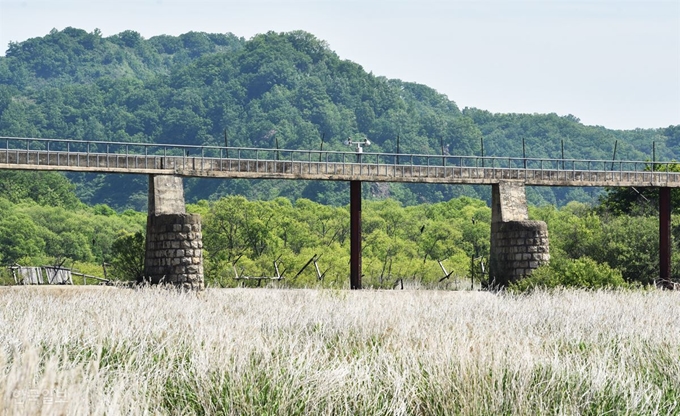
[1,28,678,210]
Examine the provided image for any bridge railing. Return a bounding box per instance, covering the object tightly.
[0,136,676,174]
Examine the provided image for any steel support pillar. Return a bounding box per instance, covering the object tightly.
[659,187,671,285]
[350,180,362,289]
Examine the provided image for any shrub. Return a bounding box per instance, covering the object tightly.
[110,231,145,281]
[510,256,627,293]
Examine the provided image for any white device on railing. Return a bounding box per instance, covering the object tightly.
[345,137,371,153]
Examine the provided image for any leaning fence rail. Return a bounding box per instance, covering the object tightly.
[43,266,73,285]
[7,264,110,285]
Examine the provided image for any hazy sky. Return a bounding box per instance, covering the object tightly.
[0,0,678,130]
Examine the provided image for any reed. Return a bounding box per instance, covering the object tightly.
[1,287,678,415]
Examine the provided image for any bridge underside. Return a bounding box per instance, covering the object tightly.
[138,177,672,290]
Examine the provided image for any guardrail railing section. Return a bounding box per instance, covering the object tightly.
[1,137,679,185]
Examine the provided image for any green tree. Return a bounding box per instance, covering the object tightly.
[0,171,82,208]
[0,208,47,264]
[110,231,145,281]
[664,125,680,148]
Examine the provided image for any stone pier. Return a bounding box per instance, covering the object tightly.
[489,181,549,288]
[144,175,204,289]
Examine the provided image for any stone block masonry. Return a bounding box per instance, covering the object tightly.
[490,220,549,287]
[144,175,204,290]
[145,213,204,289]
[489,181,550,288]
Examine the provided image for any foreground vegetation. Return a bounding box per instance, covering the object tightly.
[1,287,679,415]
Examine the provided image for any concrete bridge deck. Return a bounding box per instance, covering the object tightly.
[1,137,679,187]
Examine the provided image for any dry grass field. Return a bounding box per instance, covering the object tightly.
[1,286,679,415]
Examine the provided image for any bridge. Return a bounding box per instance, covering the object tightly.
[1,136,677,289]
[2,137,679,187]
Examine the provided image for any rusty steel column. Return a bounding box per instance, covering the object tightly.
[659,187,671,284]
[350,180,362,289]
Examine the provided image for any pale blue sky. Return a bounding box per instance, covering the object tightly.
[0,0,678,130]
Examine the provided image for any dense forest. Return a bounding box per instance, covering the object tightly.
[1,28,678,209]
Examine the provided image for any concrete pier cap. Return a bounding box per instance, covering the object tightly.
[489,181,549,288]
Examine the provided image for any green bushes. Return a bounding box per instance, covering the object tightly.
[109,231,145,281]
[0,196,144,275]
[199,196,491,288]
[510,256,628,293]
[530,203,678,286]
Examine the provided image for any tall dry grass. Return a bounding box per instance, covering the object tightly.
[1,286,679,415]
